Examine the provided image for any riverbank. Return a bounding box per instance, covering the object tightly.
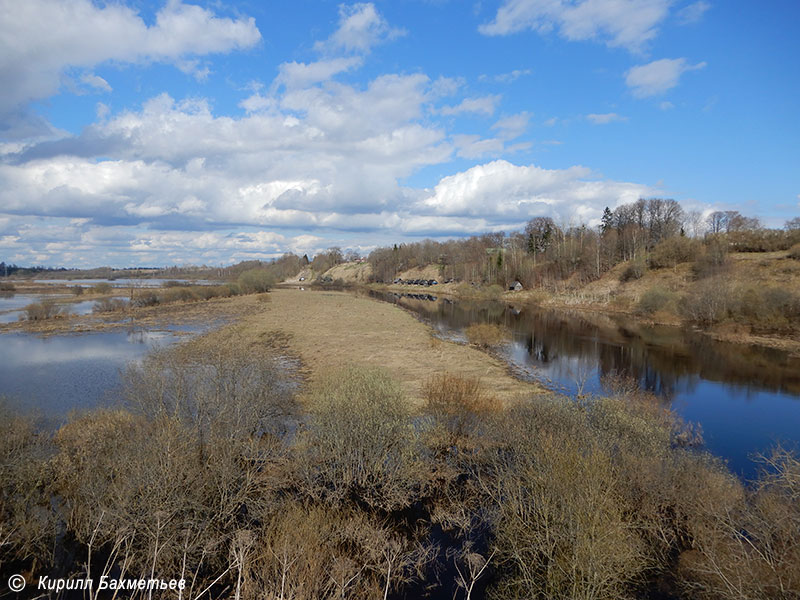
[198,288,542,404]
[303,252,800,356]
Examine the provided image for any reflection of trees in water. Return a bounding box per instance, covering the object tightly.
[373,290,800,398]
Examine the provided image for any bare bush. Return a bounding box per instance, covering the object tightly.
[92,297,127,313]
[423,373,500,448]
[649,236,701,269]
[122,339,295,440]
[294,366,425,511]
[0,402,56,569]
[464,323,508,348]
[487,400,652,600]
[619,258,646,282]
[681,277,731,326]
[238,268,275,294]
[679,447,800,599]
[91,282,113,294]
[636,286,677,316]
[24,299,62,320]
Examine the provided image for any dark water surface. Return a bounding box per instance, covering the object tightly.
[0,329,190,416]
[372,291,800,478]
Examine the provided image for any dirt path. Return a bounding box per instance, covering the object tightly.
[219,288,542,405]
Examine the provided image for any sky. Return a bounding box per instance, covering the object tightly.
[1,0,798,268]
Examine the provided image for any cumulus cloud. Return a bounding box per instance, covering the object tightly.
[676,1,711,25]
[275,57,363,90]
[586,112,627,124]
[419,160,655,225]
[314,3,405,55]
[80,73,112,93]
[439,95,502,117]
[0,0,261,133]
[625,58,707,97]
[491,112,531,139]
[480,0,672,52]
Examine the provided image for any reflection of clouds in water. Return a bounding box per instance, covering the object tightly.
[0,335,150,366]
[0,329,194,417]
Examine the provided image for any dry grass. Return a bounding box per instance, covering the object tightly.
[198,288,539,405]
[465,323,509,348]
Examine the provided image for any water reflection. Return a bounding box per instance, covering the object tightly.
[372,291,800,477]
[0,329,187,416]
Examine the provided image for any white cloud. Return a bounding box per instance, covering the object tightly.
[625,58,707,97]
[676,1,711,25]
[491,112,531,139]
[276,57,363,90]
[80,73,112,93]
[659,100,675,110]
[439,95,502,116]
[452,135,505,159]
[481,68,533,83]
[586,112,627,124]
[420,160,655,224]
[314,3,404,55]
[480,0,672,52]
[0,0,261,129]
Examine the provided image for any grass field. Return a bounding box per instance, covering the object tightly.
[198,288,541,404]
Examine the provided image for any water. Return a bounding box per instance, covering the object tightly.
[33,278,222,288]
[0,329,189,416]
[0,293,127,322]
[374,291,800,478]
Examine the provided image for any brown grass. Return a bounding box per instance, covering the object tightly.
[197,288,539,404]
[465,323,509,348]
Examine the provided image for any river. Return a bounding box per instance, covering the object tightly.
[373,290,800,479]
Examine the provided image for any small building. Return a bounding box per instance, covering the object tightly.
[509,280,523,291]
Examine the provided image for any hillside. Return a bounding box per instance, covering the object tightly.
[308,250,800,354]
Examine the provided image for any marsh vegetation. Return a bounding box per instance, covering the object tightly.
[2,337,798,599]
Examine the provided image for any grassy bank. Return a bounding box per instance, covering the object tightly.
[199,288,540,403]
[311,251,800,356]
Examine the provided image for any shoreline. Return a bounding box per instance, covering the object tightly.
[347,281,800,358]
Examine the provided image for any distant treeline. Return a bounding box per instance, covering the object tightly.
[367,200,800,289]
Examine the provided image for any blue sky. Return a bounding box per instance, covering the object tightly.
[1,0,798,267]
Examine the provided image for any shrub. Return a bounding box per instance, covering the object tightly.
[122,341,295,439]
[0,281,15,292]
[159,286,196,303]
[92,297,127,313]
[91,282,113,294]
[681,277,731,326]
[0,401,56,566]
[620,258,646,282]
[636,286,676,316]
[464,323,508,347]
[238,268,275,294]
[69,285,84,296]
[24,299,62,320]
[489,400,652,600]
[296,366,423,511]
[422,373,500,447]
[788,243,800,260]
[678,447,800,599]
[693,237,730,279]
[730,285,800,332]
[649,236,701,269]
[131,290,159,307]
